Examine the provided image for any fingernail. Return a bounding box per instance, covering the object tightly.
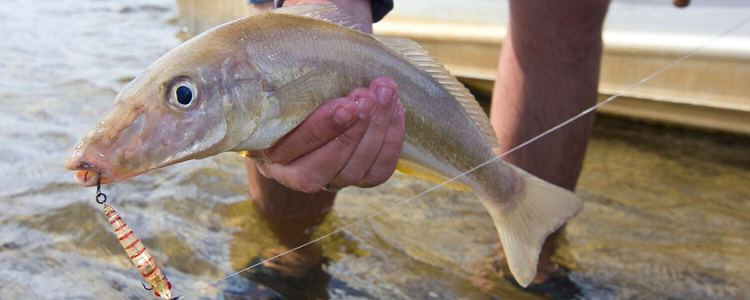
[333,102,357,125]
[356,96,375,118]
[375,86,394,105]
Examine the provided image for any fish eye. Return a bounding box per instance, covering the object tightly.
[167,78,197,109]
[176,85,192,105]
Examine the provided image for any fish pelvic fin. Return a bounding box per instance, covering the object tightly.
[396,159,471,191]
[482,167,583,287]
[273,3,363,31]
[375,36,499,148]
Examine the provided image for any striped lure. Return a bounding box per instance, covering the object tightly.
[103,204,177,299]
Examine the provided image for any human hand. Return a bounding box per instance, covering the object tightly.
[248,77,405,193]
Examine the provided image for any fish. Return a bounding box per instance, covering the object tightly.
[65,4,582,287]
[103,204,178,299]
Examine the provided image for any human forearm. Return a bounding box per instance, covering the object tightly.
[280,0,374,33]
[248,0,401,218]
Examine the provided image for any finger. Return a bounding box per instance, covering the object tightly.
[253,158,272,178]
[262,96,360,164]
[330,78,399,187]
[258,93,377,193]
[359,96,405,188]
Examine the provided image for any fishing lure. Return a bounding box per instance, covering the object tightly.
[97,179,179,299]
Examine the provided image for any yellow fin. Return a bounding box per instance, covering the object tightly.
[396,159,470,191]
[273,3,363,31]
[375,36,499,148]
[236,150,251,158]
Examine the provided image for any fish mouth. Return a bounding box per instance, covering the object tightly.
[65,159,114,187]
[73,170,111,187]
[65,152,159,187]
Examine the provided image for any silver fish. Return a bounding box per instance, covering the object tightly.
[65,4,582,286]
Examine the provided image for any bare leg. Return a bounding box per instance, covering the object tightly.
[491,0,609,283]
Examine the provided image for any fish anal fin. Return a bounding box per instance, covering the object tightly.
[273,3,362,31]
[481,166,583,287]
[376,36,499,148]
[396,159,470,191]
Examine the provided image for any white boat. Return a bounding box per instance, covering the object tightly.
[176,0,750,135]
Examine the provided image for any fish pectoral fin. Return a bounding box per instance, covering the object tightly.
[396,159,471,191]
[268,67,340,117]
[273,3,363,31]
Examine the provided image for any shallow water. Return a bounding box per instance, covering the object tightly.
[1,1,749,299]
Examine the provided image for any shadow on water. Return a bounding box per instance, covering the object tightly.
[217,200,370,300]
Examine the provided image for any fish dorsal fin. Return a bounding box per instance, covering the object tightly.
[273,3,363,31]
[376,36,499,148]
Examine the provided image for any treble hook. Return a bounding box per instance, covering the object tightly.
[142,282,182,300]
[95,173,107,204]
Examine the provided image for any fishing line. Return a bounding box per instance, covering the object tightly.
[185,15,750,297]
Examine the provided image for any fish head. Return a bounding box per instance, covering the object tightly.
[66,36,266,186]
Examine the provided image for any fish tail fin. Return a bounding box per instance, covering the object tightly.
[482,168,583,287]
